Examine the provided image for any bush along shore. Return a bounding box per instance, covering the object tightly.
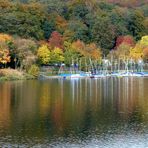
[0,67,39,81]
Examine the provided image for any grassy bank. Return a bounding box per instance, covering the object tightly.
[0,69,36,81]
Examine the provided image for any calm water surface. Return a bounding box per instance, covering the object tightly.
[0,78,148,147]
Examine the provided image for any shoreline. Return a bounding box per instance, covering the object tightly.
[0,68,148,82]
[0,69,36,82]
[0,75,36,82]
[39,72,148,80]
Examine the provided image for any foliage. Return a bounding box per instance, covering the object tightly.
[115,35,135,49]
[37,45,51,64]
[55,15,68,33]
[109,7,129,36]
[114,43,131,59]
[0,0,147,51]
[88,44,102,60]
[68,20,90,43]
[50,47,65,63]
[28,64,39,77]
[0,33,12,67]
[129,36,148,61]
[13,38,37,69]
[0,0,148,69]
[91,17,116,55]
[139,36,148,59]
[0,1,45,40]
[42,18,56,40]
[140,35,148,46]
[143,47,148,60]
[0,68,24,80]
[72,40,102,60]
[48,31,64,49]
[0,33,13,42]
[72,40,85,55]
[127,10,147,41]
[130,44,144,61]
[64,41,80,65]
[0,49,10,65]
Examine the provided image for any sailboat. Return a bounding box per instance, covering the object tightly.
[58,59,84,79]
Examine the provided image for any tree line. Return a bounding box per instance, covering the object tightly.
[0,0,147,72]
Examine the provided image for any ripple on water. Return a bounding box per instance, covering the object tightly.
[0,78,148,147]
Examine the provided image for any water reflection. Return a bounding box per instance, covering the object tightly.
[0,78,148,147]
[0,82,11,131]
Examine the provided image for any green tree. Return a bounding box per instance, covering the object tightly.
[91,17,116,55]
[68,20,90,43]
[127,10,147,41]
[70,2,89,20]
[64,41,80,65]
[28,64,39,77]
[42,18,55,40]
[0,2,45,40]
[109,7,129,36]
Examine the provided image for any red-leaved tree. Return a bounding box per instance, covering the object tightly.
[48,31,64,50]
[115,35,135,49]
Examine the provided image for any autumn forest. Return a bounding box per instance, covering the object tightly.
[0,0,148,77]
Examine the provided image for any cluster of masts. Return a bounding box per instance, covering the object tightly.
[58,58,145,76]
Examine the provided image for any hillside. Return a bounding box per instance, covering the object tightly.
[0,0,147,58]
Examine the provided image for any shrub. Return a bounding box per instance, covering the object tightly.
[0,69,24,81]
[28,65,40,77]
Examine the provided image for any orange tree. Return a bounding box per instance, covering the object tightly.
[0,48,10,67]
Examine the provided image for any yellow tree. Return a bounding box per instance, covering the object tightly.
[0,49,10,66]
[130,36,148,61]
[140,36,148,59]
[0,33,12,42]
[86,43,102,60]
[130,44,143,61]
[51,47,64,63]
[0,33,11,66]
[140,36,148,46]
[37,45,51,64]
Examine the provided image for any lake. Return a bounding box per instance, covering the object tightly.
[0,78,148,147]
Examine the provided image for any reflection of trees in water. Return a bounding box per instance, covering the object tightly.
[137,78,148,124]
[115,78,146,122]
[0,78,147,142]
[66,78,147,135]
[0,82,11,130]
[116,78,136,119]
